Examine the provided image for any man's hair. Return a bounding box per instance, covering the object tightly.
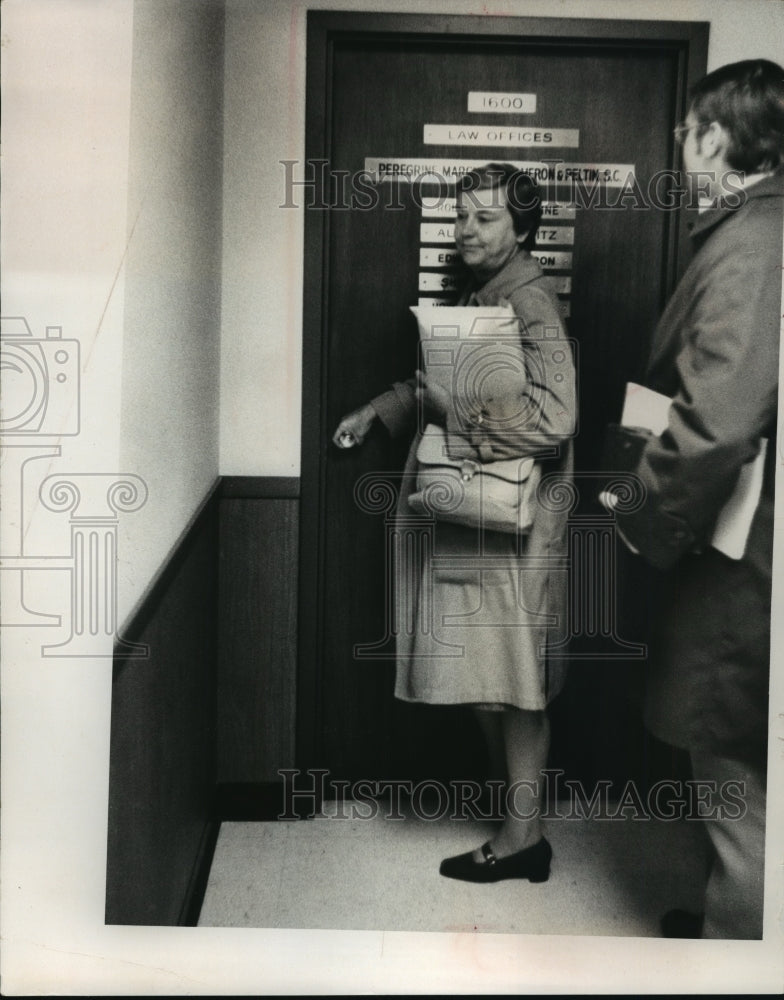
[690,59,784,173]
[455,162,543,250]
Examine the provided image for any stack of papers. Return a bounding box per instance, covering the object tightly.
[621,382,766,560]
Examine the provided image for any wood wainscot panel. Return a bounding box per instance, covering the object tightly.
[217,478,299,800]
[105,482,221,926]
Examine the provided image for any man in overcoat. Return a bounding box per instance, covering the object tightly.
[608,59,784,939]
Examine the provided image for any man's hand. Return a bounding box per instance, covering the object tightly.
[599,491,640,554]
[598,490,619,513]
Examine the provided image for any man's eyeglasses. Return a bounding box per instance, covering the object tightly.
[673,121,704,146]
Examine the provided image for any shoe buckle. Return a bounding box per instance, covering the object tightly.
[480,842,497,865]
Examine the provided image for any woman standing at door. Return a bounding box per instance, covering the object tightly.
[333,164,576,882]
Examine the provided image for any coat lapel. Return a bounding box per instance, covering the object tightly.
[646,174,784,380]
[462,250,544,306]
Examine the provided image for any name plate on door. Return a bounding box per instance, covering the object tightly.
[536,227,575,246]
[420,223,456,243]
[366,158,635,186]
[550,276,572,294]
[418,297,454,307]
[420,197,458,217]
[419,248,460,267]
[467,92,537,113]
[419,272,460,292]
[420,223,575,246]
[421,197,576,220]
[532,251,573,269]
[424,125,579,148]
[416,292,571,312]
[542,202,576,220]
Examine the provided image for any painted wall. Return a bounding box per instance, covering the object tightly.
[219,0,784,475]
[2,0,224,633]
[2,0,132,549]
[2,0,224,988]
[118,0,224,625]
[2,2,135,992]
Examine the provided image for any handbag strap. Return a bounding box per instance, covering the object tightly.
[416,424,534,483]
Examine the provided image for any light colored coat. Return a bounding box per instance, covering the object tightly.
[372,250,576,709]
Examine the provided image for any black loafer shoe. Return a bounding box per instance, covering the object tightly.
[660,908,704,938]
[439,837,552,883]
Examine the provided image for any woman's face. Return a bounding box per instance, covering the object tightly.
[455,185,526,279]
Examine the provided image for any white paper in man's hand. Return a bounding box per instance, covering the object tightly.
[620,382,766,560]
[621,382,671,435]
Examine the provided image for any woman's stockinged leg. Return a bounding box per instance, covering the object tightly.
[440,706,553,881]
[473,707,549,861]
[473,707,506,782]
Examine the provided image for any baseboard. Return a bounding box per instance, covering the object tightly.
[220,476,300,499]
[178,818,222,927]
[214,781,314,821]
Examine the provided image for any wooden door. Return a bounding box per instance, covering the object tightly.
[299,13,708,784]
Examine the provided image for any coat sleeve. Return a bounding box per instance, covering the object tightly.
[370,378,417,438]
[444,284,577,462]
[615,244,780,571]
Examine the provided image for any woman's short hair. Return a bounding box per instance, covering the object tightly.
[690,59,784,173]
[455,162,543,250]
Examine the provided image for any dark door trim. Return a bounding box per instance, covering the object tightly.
[297,11,709,774]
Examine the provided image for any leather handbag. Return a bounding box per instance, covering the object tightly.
[408,424,541,534]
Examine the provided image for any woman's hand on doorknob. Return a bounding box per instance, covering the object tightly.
[332,403,377,448]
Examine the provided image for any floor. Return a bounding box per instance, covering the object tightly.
[198,800,706,935]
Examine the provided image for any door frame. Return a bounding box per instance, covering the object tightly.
[297,10,709,774]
